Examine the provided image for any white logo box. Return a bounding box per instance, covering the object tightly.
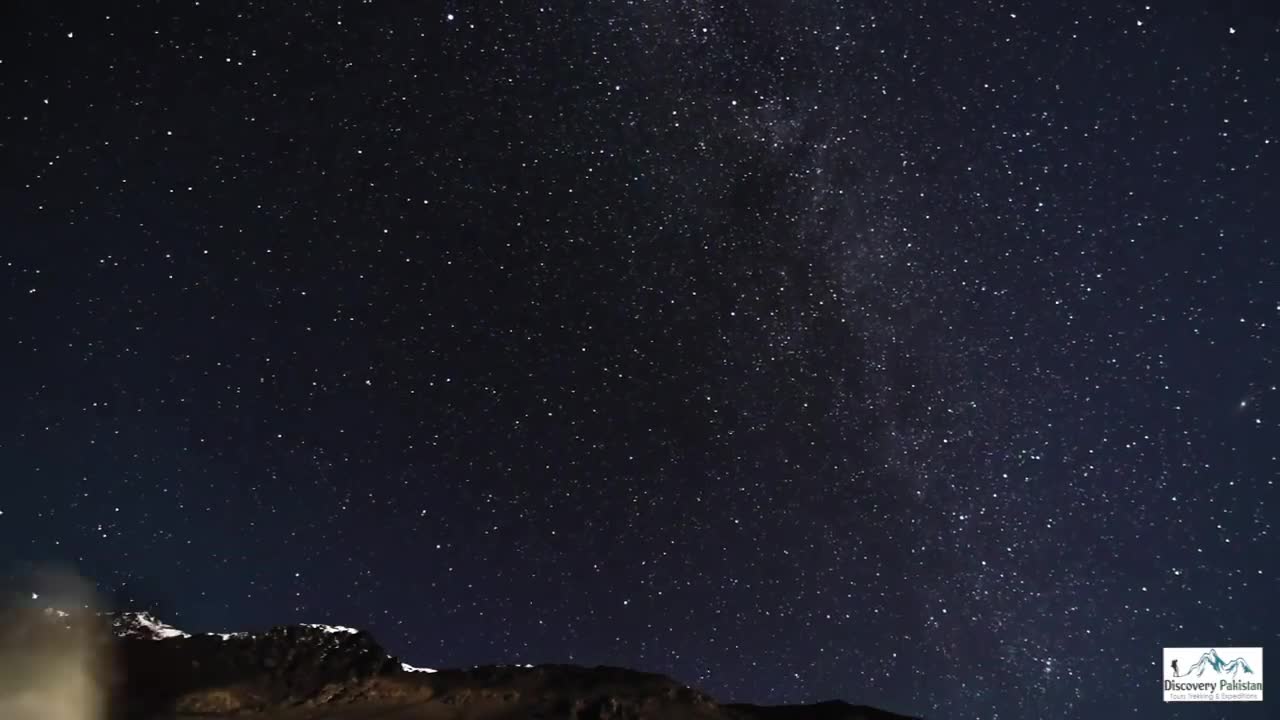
[1163,647,1263,702]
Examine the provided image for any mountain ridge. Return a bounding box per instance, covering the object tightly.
[2,605,920,720]
[1178,649,1255,678]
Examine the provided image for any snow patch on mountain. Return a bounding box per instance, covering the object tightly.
[113,611,192,639]
[301,624,361,635]
[33,604,444,677]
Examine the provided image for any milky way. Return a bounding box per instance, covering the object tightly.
[1,3,1276,718]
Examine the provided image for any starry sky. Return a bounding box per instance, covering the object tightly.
[1,2,1277,718]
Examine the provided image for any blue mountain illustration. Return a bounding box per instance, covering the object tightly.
[1178,649,1255,677]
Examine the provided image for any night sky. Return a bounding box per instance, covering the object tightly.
[1,2,1277,719]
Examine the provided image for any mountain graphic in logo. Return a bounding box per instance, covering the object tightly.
[1176,649,1255,678]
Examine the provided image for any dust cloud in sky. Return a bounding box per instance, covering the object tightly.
[0,569,109,720]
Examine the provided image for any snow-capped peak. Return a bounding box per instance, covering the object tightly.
[27,605,446,686]
[113,611,192,639]
[301,623,361,635]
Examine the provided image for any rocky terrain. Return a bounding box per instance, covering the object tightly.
[0,606,918,720]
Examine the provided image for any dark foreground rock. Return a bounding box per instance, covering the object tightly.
[0,606,919,720]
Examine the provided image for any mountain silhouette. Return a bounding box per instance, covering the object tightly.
[0,605,920,720]
[1178,649,1255,677]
